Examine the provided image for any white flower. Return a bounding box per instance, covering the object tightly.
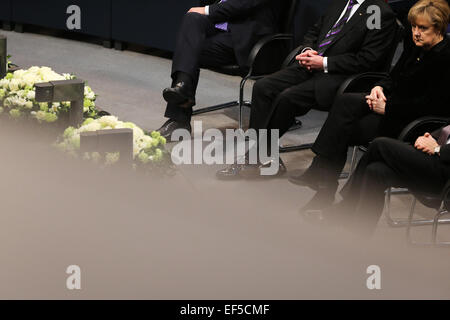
[79,121,102,132]
[13,70,26,79]
[26,90,35,100]
[98,116,119,128]
[24,101,33,109]
[132,126,145,140]
[9,79,20,91]
[0,79,9,89]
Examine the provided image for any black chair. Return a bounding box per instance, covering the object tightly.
[406,179,450,246]
[278,18,405,153]
[192,0,300,129]
[374,116,450,246]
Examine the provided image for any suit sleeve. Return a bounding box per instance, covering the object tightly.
[200,0,217,6]
[440,144,450,163]
[375,31,414,94]
[301,15,325,49]
[208,0,271,22]
[327,10,397,74]
[384,61,450,121]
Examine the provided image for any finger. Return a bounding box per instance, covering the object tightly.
[424,132,430,137]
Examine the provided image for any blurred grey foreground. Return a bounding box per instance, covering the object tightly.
[1,121,450,299]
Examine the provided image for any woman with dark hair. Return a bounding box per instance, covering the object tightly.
[290,0,450,211]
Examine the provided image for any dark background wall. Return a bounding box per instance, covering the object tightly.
[0,0,435,52]
[111,0,198,52]
[0,0,12,23]
[11,0,111,38]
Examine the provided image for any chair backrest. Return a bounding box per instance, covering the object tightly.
[249,0,300,76]
[279,0,300,34]
[383,18,405,72]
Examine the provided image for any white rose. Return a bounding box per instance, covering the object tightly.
[9,79,20,91]
[132,126,145,140]
[24,101,33,109]
[98,116,119,128]
[0,79,9,89]
[27,91,36,100]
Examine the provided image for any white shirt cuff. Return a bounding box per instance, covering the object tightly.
[323,57,328,73]
[205,5,210,15]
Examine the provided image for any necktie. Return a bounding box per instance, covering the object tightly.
[437,125,450,146]
[215,0,228,31]
[317,0,356,56]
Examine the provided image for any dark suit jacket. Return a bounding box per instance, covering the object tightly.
[300,0,397,106]
[431,123,450,166]
[377,34,450,138]
[200,0,281,68]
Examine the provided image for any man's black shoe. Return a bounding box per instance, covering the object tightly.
[156,119,191,142]
[288,168,319,190]
[216,158,287,180]
[163,82,195,108]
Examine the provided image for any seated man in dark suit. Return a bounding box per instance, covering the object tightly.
[156,0,281,140]
[217,0,397,179]
[314,124,450,235]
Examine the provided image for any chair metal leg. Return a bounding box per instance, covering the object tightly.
[406,197,417,243]
[349,145,359,176]
[340,146,359,179]
[384,189,442,228]
[238,76,250,130]
[432,208,450,246]
[192,100,239,116]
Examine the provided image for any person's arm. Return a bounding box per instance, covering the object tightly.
[200,0,216,6]
[439,144,450,163]
[301,15,325,50]
[384,65,450,121]
[208,0,271,22]
[327,11,397,74]
[374,31,414,94]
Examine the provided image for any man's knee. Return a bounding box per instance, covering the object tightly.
[332,93,366,116]
[369,137,398,155]
[253,78,271,97]
[182,12,209,26]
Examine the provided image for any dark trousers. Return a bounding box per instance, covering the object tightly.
[249,64,329,137]
[340,137,448,233]
[311,92,383,180]
[165,12,237,123]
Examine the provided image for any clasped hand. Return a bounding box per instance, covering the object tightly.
[415,133,439,155]
[296,50,324,71]
[366,86,386,115]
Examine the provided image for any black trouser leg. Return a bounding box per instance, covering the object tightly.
[249,65,314,156]
[165,13,236,123]
[249,64,312,131]
[310,92,381,181]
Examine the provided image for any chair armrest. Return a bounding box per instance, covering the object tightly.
[281,45,307,68]
[246,33,293,77]
[336,72,389,97]
[398,116,450,143]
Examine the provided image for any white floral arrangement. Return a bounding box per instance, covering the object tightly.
[0,66,98,122]
[56,116,168,166]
